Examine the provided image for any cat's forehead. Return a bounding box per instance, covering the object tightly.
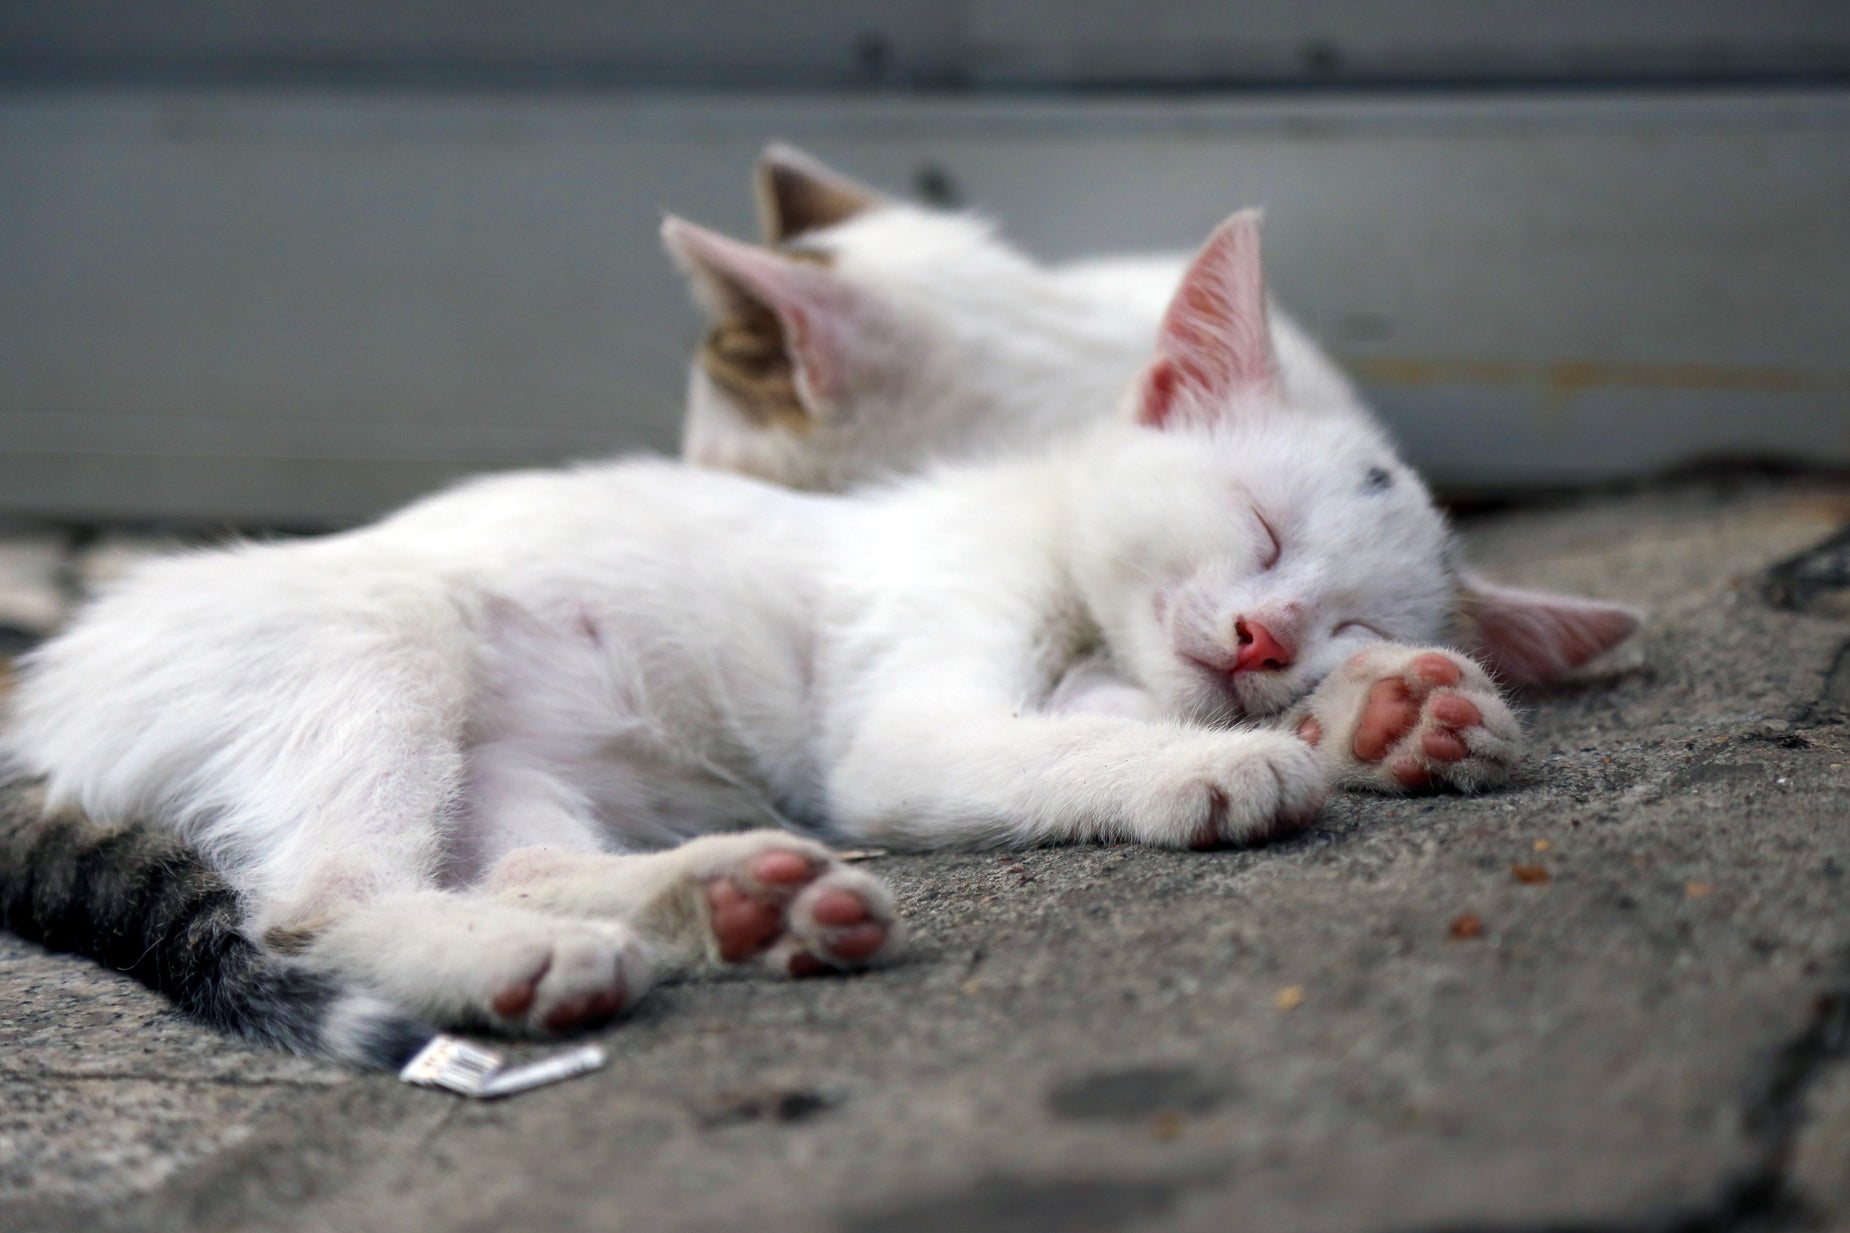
[1218,421,1444,541]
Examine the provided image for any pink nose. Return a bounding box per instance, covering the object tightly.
[1233,619,1293,673]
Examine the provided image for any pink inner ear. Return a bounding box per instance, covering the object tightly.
[662,215,858,411]
[1135,358,1181,429]
[1139,210,1276,429]
[1459,578,1644,684]
[778,304,838,408]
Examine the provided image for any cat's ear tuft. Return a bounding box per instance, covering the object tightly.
[755,144,886,244]
[662,215,872,416]
[1454,574,1645,685]
[1134,209,1277,430]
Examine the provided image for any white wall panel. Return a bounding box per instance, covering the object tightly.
[2,90,1846,522]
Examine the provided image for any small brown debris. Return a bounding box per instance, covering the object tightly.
[1685,880,1714,899]
[1151,1111,1185,1141]
[692,1085,833,1127]
[1511,864,1551,885]
[1532,839,1552,852]
[1449,913,1484,939]
[1274,985,1306,1011]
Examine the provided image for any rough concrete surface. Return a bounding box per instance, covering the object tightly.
[3,472,1848,1233]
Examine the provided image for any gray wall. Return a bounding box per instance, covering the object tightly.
[2,5,1847,524]
[6,2,1846,87]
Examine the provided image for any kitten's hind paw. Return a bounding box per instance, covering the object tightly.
[694,835,899,977]
[480,921,646,1035]
[1296,645,1521,794]
[304,897,654,1039]
[489,831,901,977]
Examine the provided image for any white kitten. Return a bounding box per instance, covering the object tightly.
[4,212,1633,1062]
[672,143,1363,492]
[666,146,1639,694]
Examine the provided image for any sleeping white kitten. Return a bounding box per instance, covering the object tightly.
[4,212,1623,1061]
[674,143,1359,492]
[668,147,1637,691]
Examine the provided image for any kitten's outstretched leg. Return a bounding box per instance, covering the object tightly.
[485,832,899,978]
[297,891,654,1036]
[1298,647,1518,792]
[1289,644,1520,793]
[830,696,1326,850]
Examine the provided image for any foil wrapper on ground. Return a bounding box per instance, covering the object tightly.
[398,1035,607,1098]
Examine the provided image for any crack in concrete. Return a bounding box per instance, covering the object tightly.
[1401,976,1850,1233]
[1785,636,1850,730]
[0,1069,344,1089]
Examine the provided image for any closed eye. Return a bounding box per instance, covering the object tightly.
[1254,510,1282,570]
[1335,620,1390,640]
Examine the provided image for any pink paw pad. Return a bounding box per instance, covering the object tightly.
[490,959,549,1018]
[1350,654,1481,775]
[1412,653,1462,687]
[493,954,628,1034]
[540,985,625,1033]
[799,888,888,968]
[703,846,890,974]
[708,878,790,963]
[1353,678,1421,761]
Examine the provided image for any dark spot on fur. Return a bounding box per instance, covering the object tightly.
[1363,465,1394,493]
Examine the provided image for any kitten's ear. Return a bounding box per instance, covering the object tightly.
[754,144,886,244]
[1134,209,1277,430]
[663,215,877,416]
[1454,573,1645,684]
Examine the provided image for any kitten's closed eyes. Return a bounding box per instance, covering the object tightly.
[1252,509,1283,570]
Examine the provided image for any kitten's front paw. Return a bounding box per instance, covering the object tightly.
[1296,645,1520,793]
[1133,731,1327,849]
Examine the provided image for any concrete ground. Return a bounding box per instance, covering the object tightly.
[2,471,1848,1233]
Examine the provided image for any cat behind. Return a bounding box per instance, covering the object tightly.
[673,143,1360,492]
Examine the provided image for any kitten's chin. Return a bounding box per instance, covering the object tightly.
[1169,663,1254,726]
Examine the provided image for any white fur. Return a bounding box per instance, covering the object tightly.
[4,360,1451,1029]
[675,206,1366,491]
[670,161,1640,792]
[3,207,1634,1036]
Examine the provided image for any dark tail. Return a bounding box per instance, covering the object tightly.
[0,770,431,1070]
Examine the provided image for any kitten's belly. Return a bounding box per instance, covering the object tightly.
[471,589,824,851]
[575,737,799,848]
